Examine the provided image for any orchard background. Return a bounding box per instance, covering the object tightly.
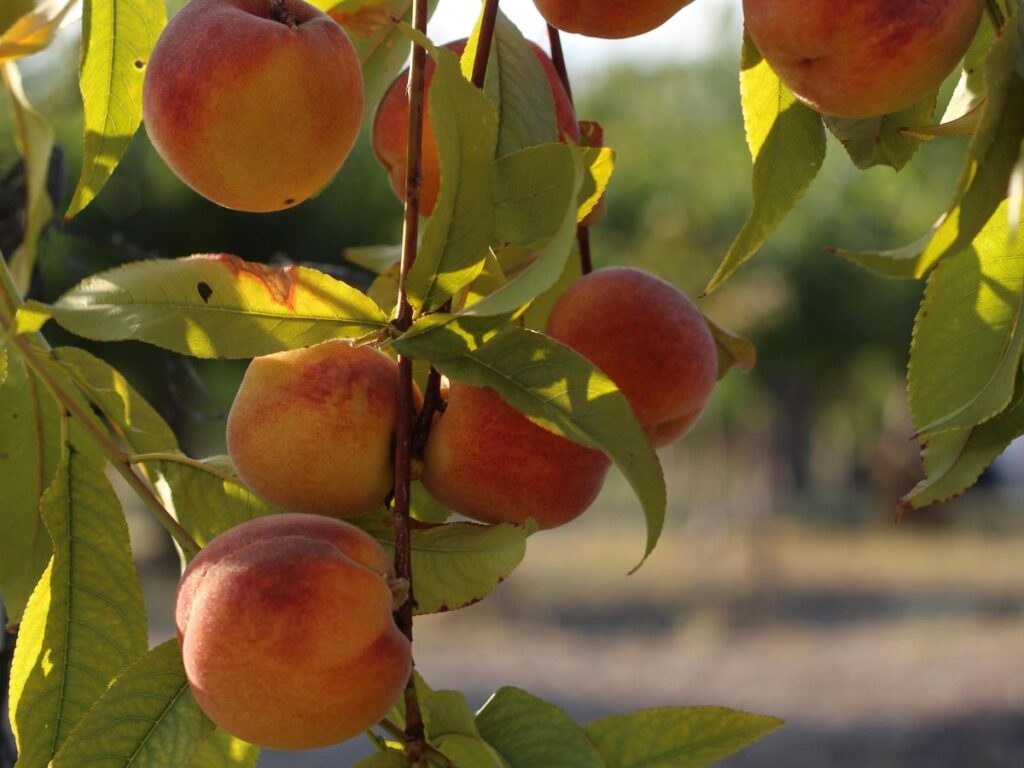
[2,0,1024,766]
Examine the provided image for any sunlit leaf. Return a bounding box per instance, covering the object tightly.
[585,706,783,768]
[705,34,825,293]
[49,254,388,359]
[909,202,1024,436]
[189,728,259,767]
[10,447,148,765]
[66,0,166,218]
[0,0,77,63]
[52,640,215,767]
[825,92,935,170]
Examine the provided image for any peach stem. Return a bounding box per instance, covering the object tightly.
[268,0,298,29]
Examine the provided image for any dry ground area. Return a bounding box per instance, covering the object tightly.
[135,496,1024,767]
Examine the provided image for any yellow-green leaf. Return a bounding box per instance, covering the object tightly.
[2,61,55,295]
[585,706,783,768]
[66,0,166,218]
[10,446,148,765]
[706,315,756,380]
[52,640,215,767]
[49,254,389,358]
[190,729,260,768]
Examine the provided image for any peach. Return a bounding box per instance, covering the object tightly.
[175,514,411,749]
[546,267,717,447]
[143,0,364,212]
[227,339,411,518]
[533,0,695,39]
[372,39,580,217]
[422,383,610,528]
[743,0,986,118]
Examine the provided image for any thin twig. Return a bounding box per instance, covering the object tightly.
[379,719,455,768]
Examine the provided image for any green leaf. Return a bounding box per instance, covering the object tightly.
[832,223,941,279]
[705,316,757,380]
[411,480,453,524]
[49,255,388,358]
[51,640,215,767]
[2,61,55,294]
[705,34,825,293]
[189,728,259,768]
[56,346,178,455]
[941,13,999,125]
[10,447,148,765]
[493,142,581,251]
[903,372,1024,509]
[405,30,499,312]
[344,243,402,275]
[464,10,559,157]
[917,21,1024,272]
[427,690,502,768]
[66,0,166,219]
[0,344,62,622]
[476,687,605,768]
[354,752,408,768]
[0,345,6,384]
[138,453,276,549]
[585,706,783,768]
[909,201,1024,436]
[825,92,935,170]
[351,512,528,614]
[396,324,666,568]
[0,0,77,62]
[312,0,439,110]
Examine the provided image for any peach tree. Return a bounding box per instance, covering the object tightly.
[0,0,1018,765]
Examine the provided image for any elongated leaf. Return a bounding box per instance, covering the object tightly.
[941,13,999,124]
[585,706,783,768]
[52,640,215,767]
[917,21,1024,272]
[10,447,148,765]
[141,453,276,549]
[0,0,77,63]
[0,342,62,622]
[190,728,259,768]
[315,0,439,110]
[49,254,388,358]
[706,34,825,293]
[406,30,499,312]
[428,690,502,768]
[352,512,528,614]
[2,61,55,294]
[833,221,942,279]
[909,202,1024,436]
[825,92,935,171]
[464,10,559,157]
[67,0,166,218]
[903,370,1024,508]
[56,346,178,454]
[476,687,605,768]
[395,324,666,568]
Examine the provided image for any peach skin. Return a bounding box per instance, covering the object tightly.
[743,0,986,118]
[227,339,412,518]
[143,0,364,212]
[546,267,717,447]
[533,0,695,39]
[175,514,411,749]
[422,383,611,529]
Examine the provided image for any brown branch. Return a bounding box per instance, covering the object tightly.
[547,24,594,275]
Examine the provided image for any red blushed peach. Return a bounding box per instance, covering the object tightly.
[176,514,411,749]
[372,39,580,217]
[743,0,986,118]
[533,0,695,39]
[227,339,415,518]
[546,267,717,447]
[422,383,610,529]
[143,0,364,212]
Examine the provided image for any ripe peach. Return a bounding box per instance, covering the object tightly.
[372,39,580,217]
[422,383,610,528]
[175,514,411,749]
[546,267,717,447]
[143,0,364,212]
[227,339,411,518]
[743,0,986,118]
[533,0,695,39]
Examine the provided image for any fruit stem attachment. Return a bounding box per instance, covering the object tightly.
[547,24,593,275]
[985,0,1006,28]
[268,0,299,29]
